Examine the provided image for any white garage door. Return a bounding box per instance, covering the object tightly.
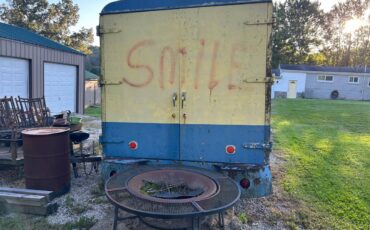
[44,63,77,114]
[0,57,29,98]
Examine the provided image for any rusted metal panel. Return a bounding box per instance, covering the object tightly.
[0,38,85,113]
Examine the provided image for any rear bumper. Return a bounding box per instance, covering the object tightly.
[101,158,272,198]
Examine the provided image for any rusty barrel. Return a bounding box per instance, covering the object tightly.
[22,127,70,196]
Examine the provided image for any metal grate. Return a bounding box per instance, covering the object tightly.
[105,165,240,218]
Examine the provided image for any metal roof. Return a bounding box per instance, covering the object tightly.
[0,22,84,55]
[272,69,280,77]
[85,71,100,80]
[101,0,272,15]
[280,64,370,74]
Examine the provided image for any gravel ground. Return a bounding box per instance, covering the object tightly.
[0,115,299,229]
[0,115,109,227]
[46,115,109,225]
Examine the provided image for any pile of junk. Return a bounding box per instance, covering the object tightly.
[0,96,101,215]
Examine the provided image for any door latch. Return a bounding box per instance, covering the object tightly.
[172,93,178,107]
[181,92,187,109]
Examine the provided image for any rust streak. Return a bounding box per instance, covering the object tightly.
[159,46,176,88]
[228,44,246,90]
[178,47,188,85]
[194,39,205,90]
[208,41,220,90]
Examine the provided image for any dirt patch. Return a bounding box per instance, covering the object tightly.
[230,151,312,230]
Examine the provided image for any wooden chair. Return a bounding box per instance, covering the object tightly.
[0,97,23,162]
[15,96,51,127]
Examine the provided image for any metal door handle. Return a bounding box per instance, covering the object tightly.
[172,93,178,107]
[181,92,187,109]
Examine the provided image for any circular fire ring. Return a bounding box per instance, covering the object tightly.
[127,169,219,203]
[105,164,241,226]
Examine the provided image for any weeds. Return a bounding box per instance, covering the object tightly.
[64,196,89,215]
[64,216,97,230]
[238,212,248,224]
[90,179,105,198]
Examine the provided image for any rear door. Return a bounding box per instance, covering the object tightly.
[100,10,181,160]
[101,3,272,163]
[179,4,272,164]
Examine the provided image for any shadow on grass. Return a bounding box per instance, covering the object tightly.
[272,99,370,229]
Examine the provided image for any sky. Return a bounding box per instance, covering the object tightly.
[70,0,343,46]
[47,0,112,45]
[0,0,346,46]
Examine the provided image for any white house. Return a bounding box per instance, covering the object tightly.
[271,64,370,100]
[272,65,306,99]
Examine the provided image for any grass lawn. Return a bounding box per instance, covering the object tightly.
[272,99,370,229]
[84,106,101,118]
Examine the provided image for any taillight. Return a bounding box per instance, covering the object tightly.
[240,178,250,189]
[129,141,138,150]
[226,145,236,154]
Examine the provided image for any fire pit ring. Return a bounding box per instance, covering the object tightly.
[127,169,219,203]
[105,165,241,230]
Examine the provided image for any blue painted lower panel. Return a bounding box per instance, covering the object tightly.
[102,122,270,164]
[102,122,180,160]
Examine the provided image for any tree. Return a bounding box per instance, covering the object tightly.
[272,0,324,68]
[322,0,369,67]
[0,0,93,54]
[85,46,101,76]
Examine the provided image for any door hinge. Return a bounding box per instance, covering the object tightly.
[99,80,123,86]
[244,18,275,26]
[97,25,122,36]
[243,142,272,151]
[243,78,273,83]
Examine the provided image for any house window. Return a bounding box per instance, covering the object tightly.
[368,79,370,87]
[317,75,333,82]
[348,76,359,84]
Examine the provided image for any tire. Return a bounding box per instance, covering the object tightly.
[331,90,339,99]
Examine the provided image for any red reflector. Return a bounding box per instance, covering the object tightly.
[226,145,236,154]
[129,141,138,150]
[240,178,250,189]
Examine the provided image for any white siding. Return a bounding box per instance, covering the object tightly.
[272,71,306,98]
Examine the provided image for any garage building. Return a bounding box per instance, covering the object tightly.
[0,22,85,114]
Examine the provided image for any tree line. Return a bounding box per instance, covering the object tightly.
[0,0,93,54]
[1,0,369,70]
[273,0,370,68]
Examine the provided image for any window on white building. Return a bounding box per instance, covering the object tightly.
[368,79,370,87]
[318,75,333,82]
[348,76,359,84]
